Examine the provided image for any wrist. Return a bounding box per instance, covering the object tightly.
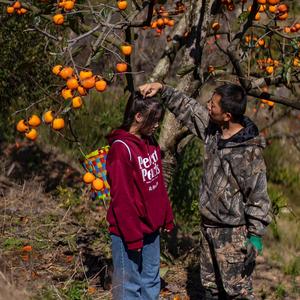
[157,82,163,91]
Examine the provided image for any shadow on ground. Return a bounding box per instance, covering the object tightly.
[1,141,81,192]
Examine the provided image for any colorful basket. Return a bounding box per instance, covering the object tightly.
[80,145,110,201]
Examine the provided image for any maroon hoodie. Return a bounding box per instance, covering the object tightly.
[106,129,174,250]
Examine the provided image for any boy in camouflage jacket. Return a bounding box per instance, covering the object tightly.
[139,83,272,300]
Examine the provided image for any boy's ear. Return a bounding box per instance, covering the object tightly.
[224,112,232,122]
[135,112,144,123]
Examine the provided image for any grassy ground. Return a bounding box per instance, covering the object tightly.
[0,141,299,300]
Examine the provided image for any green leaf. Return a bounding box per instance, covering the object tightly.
[159,266,169,278]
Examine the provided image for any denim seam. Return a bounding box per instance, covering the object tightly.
[120,238,125,299]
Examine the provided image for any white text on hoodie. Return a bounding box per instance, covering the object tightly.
[138,150,160,186]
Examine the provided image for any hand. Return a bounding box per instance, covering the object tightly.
[244,235,262,266]
[244,241,258,267]
[240,241,257,277]
[138,82,163,98]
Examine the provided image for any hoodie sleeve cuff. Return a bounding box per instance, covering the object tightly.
[127,240,143,251]
[164,222,174,232]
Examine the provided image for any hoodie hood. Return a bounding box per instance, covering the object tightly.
[218,116,265,149]
[108,129,141,145]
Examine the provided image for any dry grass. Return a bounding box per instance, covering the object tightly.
[0,271,29,300]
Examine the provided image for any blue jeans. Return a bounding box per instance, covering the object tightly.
[111,232,160,300]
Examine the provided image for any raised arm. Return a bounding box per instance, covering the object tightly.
[139,83,210,140]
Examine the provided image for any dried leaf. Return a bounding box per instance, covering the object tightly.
[65,255,74,263]
[87,286,96,295]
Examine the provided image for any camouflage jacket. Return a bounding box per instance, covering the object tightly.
[160,86,272,237]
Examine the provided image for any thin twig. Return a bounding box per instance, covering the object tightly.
[68,24,101,44]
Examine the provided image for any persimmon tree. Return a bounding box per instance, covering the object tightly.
[1,0,300,183]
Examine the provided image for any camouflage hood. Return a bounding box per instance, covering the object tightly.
[217,116,265,150]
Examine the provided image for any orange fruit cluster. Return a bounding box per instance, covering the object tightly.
[52,0,76,25]
[52,65,108,109]
[15,110,67,141]
[274,2,289,20]
[223,0,290,23]
[244,35,266,48]
[283,23,300,34]
[142,3,186,37]
[16,114,41,141]
[258,1,289,21]
[83,172,104,191]
[150,17,175,36]
[6,1,27,15]
[257,58,279,74]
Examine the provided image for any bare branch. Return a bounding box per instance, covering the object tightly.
[25,26,60,41]
[247,89,300,110]
[68,24,101,44]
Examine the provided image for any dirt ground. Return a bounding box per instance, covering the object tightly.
[0,142,299,300]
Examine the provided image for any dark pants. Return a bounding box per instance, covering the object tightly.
[200,225,255,300]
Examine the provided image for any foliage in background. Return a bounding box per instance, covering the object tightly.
[0,13,59,142]
[38,88,127,158]
[264,140,300,209]
[169,138,203,229]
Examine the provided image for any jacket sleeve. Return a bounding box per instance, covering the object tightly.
[107,144,144,250]
[160,85,210,140]
[242,148,272,237]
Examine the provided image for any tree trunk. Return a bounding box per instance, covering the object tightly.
[157,0,215,186]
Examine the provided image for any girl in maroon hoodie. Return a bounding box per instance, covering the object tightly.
[106,94,174,300]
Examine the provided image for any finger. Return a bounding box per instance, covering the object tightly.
[146,90,156,97]
[138,85,147,96]
[141,87,151,98]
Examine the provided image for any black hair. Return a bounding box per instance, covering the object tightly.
[215,84,247,122]
[121,92,164,132]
